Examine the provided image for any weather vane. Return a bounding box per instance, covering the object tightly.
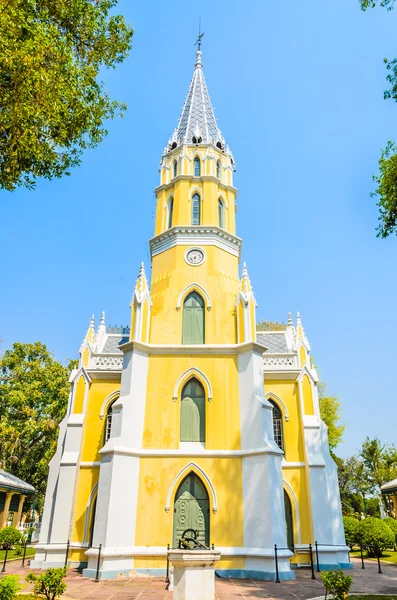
[195,19,204,51]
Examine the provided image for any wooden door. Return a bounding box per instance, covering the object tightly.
[182,292,205,344]
[284,490,294,551]
[173,473,209,547]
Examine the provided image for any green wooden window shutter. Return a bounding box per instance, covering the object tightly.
[9,494,20,512]
[182,292,205,344]
[180,378,205,442]
[0,492,6,511]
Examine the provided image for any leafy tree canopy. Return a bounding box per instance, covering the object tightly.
[360,436,397,493]
[0,0,133,191]
[0,342,72,508]
[319,393,346,451]
[360,0,395,9]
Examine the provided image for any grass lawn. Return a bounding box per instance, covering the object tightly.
[351,548,397,564]
[0,547,35,562]
[351,597,397,600]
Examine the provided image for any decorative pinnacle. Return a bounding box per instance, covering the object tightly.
[89,314,95,329]
[297,312,302,326]
[242,262,248,278]
[100,311,105,326]
[138,262,146,278]
[288,312,293,326]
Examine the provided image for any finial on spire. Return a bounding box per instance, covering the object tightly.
[297,312,302,326]
[194,19,204,51]
[89,314,95,329]
[100,311,105,326]
[139,262,146,278]
[288,312,293,326]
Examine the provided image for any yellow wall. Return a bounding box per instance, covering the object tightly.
[80,380,120,462]
[302,374,314,416]
[265,381,305,463]
[71,467,99,544]
[73,376,86,414]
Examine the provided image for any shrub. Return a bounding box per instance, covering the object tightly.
[343,516,360,549]
[321,570,352,600]
[0,575,20,600]
[356,516,395,557]
[0,527,22,550]
[26,568,67,600]
[383,517,397,548]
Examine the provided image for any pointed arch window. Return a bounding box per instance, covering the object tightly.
[216,160,222,179]
[167,197,174,229]
[173,160,178,178]
[270,399,284,451]
[180,378,205,442]
[218,198,224,229]
[182,291,205,344]
[192,193,201,225]
[194,157,201,177]
[104,400,117,443]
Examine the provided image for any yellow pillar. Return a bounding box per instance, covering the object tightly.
[12,495,26,528]
[0,492,12,529]
[392,495,397,518]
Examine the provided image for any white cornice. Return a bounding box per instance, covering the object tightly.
[119,340,268,356]
[99,444,283,459]
[149,226,242,259]
[155,175,237,195]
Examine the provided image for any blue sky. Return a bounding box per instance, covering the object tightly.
[1,0,396,457]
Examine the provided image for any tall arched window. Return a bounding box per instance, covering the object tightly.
[218,198,224,229]
[269,399,284,450]
[194,157,201,177]
[216,160,222,179]
[182,291,205,344]
[167,197,174,229]
[192,193,201,225]
[173,160,178,178]
[104,400,116,443]
[180,378,205,442]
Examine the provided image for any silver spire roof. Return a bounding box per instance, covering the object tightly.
[168,50,225,149]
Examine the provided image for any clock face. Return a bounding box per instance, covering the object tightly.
[186,249,204,265]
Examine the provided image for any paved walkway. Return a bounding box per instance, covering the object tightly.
[1,558,397,599]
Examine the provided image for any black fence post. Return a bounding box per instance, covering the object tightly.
[165,544,170,584]
[22,538,28,568]
[64,539,70,569]
[377,551,383,575]
[309,543,316,580]
[95,544,102,582]
[274,544,280,583]
[360,545,365,569]
[315,541,320,573]
[1,547,9,573]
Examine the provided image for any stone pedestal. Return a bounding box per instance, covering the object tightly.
[168,549,221,600]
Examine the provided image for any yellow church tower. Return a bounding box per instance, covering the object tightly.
[32,45,349,580]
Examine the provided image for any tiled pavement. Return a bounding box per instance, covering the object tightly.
[2,558,397,599]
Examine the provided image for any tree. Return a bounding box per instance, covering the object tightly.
[343,516,360,549]
[0,0,133,191]
[319,394,346,451]
[26,568,66,600]
[0,342,72,508]
[356,516,395,556]
[360,437,397,492]
[360,0,397,236]
[0,527,22,550]
[334,455,372,515]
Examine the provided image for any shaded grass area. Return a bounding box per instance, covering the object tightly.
[351,549,397,564]
[351,597,397,600]
[0,547,35,562]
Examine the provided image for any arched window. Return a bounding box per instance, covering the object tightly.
[218,198,224,229]
[173,160,178,178]
[216,160,222,179]
[104,400,116,443]
[180,379,205,443]
[182,291,205,344]
[194,157,201,177]
[269,399,284,451]
[192,193,201,225]
[167,197,174,229]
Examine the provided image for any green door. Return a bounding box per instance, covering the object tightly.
[180,378,205,442]
[182,292,205,344]
[173,473,209,547]
[284,490,294,551]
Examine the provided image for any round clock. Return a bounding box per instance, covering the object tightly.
[185,248,205,266]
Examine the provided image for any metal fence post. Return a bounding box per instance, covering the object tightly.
[95,544,102,582]
[315,541,320,572]
[360,545,365,569]
[64,539,70,569]
[1,547,9,572]
[22,538,28,568]
[274,544,280,584]
[165,544,170,584]
[377,551,383,575]
[309,543,315,580]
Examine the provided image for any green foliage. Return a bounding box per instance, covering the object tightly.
[0,575,20,600]
[357,517,395,556]
[370,142,397,237]
[360,0,395,10]
[319,394,346,450]
[360,437,397,501]
[26,568,66,600]
[0,0,133,191]
[321,570,352,600]
[383,517,397,543]
[343,516,360,548]
[0,342,73,508]
[0,527,22,550]
[256,320,287,331]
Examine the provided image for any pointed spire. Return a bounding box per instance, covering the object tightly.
[288,312,293,327]
[100,311,105,327]
[89,314,95,330]
[167,47,225,150]
[297,312,302,326]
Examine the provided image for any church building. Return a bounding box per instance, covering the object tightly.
[32,47,349,580]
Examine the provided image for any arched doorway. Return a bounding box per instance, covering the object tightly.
[88,496,97,548]
[284,489,294,551]
[173,472,209,547]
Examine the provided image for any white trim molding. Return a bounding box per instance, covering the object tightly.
[99,390,120,419]
[165,462,218,514]
[176,283,211,311]
[265,392,289,421]
[172,367,213,402]
[283,480,302,544]
[149,226,242,260]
